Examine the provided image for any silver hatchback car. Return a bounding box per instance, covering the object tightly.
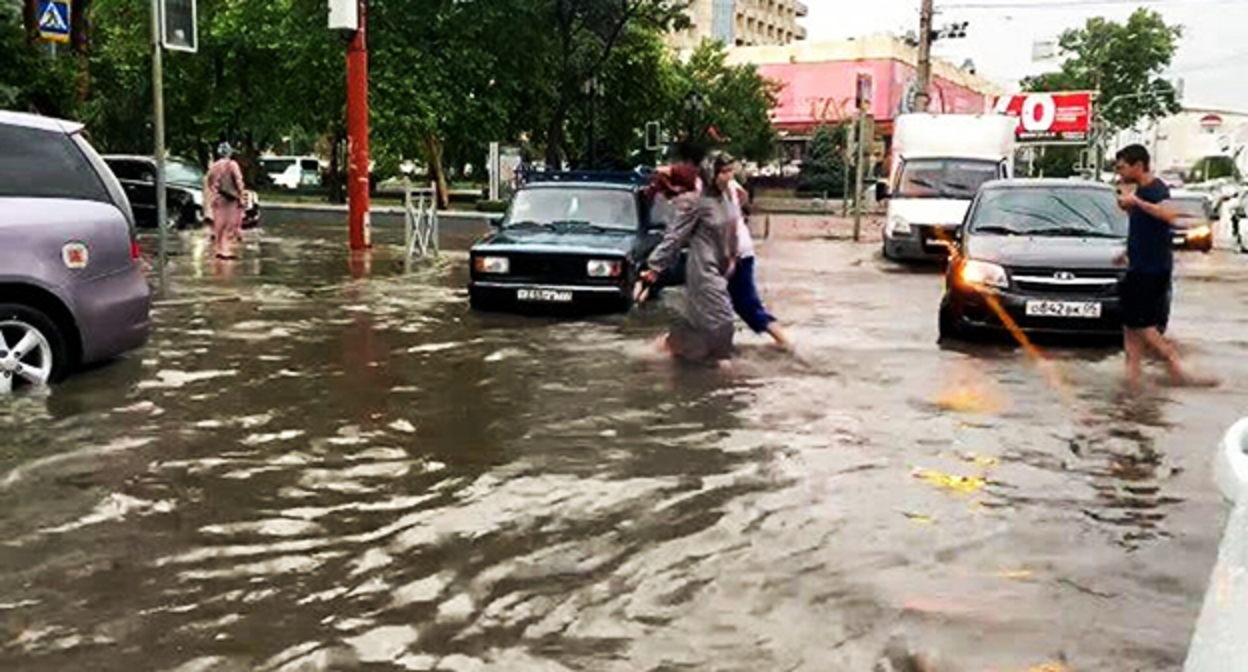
[0,111,151,391]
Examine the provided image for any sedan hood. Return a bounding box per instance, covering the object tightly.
[966,234,1125,269]
[473,228,636,256]
[887,198,971,227]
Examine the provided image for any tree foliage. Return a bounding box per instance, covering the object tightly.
[1,0,78,115]
[798,124,848,197]
[4,0,780,203]
[665,40,780,165]
[1023,9,1182,131]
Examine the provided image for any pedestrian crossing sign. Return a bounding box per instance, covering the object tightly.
[37,0,71,43]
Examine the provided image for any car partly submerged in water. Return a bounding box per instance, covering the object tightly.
[468,171,683,313]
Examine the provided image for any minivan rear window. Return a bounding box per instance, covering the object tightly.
[0,125,111,203]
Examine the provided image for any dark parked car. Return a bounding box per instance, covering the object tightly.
[940,179,1128,341]
[103,155,260,230]
[0,112,151,390]
[469,172,679,312]
[1169,191,1214,252]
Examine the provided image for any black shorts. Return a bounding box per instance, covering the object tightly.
[1121,271,1172,330]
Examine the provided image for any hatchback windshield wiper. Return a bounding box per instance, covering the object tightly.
[1028,227,1121,239]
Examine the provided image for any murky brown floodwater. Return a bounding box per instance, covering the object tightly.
[3,221,1247,672]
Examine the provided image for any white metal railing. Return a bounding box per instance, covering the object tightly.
[404,180,439,265]
[1184,418,1248,672]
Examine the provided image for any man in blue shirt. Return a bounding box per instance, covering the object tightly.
[1114,144,1215,389]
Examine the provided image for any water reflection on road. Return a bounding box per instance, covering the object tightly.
[2,224,1246,672]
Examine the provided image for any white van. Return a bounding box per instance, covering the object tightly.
[882,114,1017,262]
[260,155,323,190]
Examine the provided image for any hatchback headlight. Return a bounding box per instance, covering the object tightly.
[887,216,912,236]
[474,256,510,274]
[960,260,1008,289]
[587,259,623,278]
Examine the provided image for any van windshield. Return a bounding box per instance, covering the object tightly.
[896,158,999,200]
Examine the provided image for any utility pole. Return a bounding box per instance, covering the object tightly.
[150,0,167,270]
[914,0,934,113]
[346,0,371,251]
[853,112,868,242]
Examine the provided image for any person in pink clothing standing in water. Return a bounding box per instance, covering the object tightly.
[204,142,246,259]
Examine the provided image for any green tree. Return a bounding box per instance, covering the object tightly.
[798,124,848,197]
[1023,9,1182,130]
[0,0,79,115]
[666,40,780,164]
[535,0,688,167]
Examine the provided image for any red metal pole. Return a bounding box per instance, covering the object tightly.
[346,0,371,251]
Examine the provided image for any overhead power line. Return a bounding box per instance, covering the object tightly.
[942,0,1248,9]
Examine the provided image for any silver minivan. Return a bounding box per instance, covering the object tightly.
[0,111,151,391]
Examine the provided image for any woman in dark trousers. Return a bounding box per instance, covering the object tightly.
[727,175,790,348]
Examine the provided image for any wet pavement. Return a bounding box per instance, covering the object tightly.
[3,221,1248,672]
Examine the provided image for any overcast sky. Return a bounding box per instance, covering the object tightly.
[805,0,1248,112]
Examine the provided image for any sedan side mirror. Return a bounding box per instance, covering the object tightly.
[489,216,503,229]
[876,182,890,201]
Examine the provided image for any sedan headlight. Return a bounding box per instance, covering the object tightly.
[1188,225,1212,238]
[474,256,510,274]
[191,189,204,208]
[587,259,623,278]
[886,216,912,236]
[959,260,1008,289]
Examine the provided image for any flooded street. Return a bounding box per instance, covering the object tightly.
[3,222,1247,672]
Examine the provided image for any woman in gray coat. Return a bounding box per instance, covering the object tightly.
[642,154,740,362]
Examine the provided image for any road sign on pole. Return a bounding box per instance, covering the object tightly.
[36,0,71,43]
[161,0,197,52]
[645,122,661,151]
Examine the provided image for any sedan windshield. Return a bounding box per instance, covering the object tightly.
[507,188,637,232]
[970,187,1127,238]
[896,158,1000,199]
[166,160,205,187]
[1171,197,1212,220]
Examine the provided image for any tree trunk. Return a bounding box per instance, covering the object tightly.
[71,0,89,107]
[327,128,347,204]
[544,100,569,169]
[422,132,450,210]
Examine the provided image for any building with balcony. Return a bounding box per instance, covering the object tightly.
[667,0,807,52]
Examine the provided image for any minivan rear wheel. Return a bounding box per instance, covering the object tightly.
[0,304,68,392]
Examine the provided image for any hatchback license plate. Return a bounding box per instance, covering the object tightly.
[1025,300,1102,318]
[517,288,573,303]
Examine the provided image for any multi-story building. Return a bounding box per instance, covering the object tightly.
[667,0,808,52]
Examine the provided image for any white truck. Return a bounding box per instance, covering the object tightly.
[881,113,1017,262]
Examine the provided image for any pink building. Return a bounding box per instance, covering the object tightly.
[727,35,1002,158]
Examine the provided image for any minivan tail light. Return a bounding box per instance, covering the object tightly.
[130,239,142,263]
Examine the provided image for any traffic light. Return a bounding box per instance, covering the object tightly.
[645,121,661,151]
[161,0,197,52]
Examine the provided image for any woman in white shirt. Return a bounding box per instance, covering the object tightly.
[727,174,790,348]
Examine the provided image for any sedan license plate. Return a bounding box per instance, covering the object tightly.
[517,288,573,303]
[1025,300,1102,319]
